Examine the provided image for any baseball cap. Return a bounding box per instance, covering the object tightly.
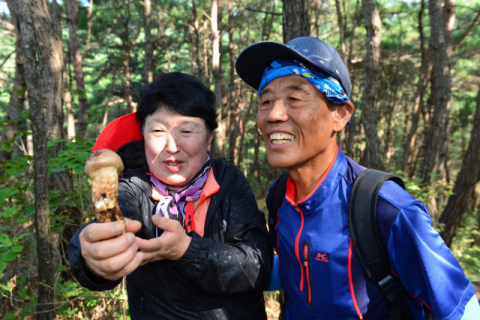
[235,36,351,98]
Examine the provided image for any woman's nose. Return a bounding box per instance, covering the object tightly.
[267,99,288,122]
[165,133,180,153]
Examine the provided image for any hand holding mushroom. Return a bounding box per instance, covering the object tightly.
[85,149,126,230]
[80,149,143,280]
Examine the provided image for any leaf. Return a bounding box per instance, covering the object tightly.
[74,166,86,174]
[1,250,18,262]
[0,188,11,204]
[0,259,6,272]
[0,234,11,246]
[77,152,90,164]
[11,245,23,253]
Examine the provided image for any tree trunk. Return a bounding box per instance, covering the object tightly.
[360,0,382,169]
[144,0,154,83]
[1,0,26,168]
[83,0,94,59]
[439,86,480,247]
[227,0,238,160]
[17,0,64,317]
[191,0,203,82]
[420,0,451,182]
[237,91,255,169]
[67,0,88,139]
[282,0,310,42]
[402,0,429,174]
[210,0,227,159]
[435,0,456,181]
[335,0,347,65]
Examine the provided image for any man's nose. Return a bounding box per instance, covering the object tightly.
[165,133,180,153]
[267,99,288,122]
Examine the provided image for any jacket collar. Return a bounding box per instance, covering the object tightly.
[285,147,349,212]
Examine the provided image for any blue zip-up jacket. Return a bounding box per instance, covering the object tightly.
[266,148,477,320]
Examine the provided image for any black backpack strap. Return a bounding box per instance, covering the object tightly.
[349,169,419,320]
[268,171,289,237]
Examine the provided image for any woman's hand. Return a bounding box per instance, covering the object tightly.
[136,215,192,265]
[79,218,143,281]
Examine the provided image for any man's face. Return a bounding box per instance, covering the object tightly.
[256,75,340,170]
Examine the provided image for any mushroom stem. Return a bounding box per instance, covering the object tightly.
[85,149,126,230]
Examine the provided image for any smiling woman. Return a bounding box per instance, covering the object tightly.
[68,72,273,320]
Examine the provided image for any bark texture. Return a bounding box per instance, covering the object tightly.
[1,0,26,166]
[360,0,382,169]
[402,0,429,174]
[439,86,480,247]
[144,0,154,83]
[67,0,88,139]
[421,0,451,182]
[210,0,226,158]
[227,0,238,160]
[335,0,347,65]
[282,0,310,42]
[17,0,64,318]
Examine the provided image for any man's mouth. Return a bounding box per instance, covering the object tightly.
[269,133,295,145]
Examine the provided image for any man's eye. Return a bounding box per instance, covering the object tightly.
[289,97,300,102]
[261,100,272,105]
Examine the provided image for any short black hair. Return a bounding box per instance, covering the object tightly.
[136,72,218,133]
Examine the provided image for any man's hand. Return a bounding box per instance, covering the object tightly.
[136,215,192,265]
[79,218,143,281]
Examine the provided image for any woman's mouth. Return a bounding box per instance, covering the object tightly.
[164,161,183,172]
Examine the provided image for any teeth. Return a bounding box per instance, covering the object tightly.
[167,162,178,165]
[270,133,295,143]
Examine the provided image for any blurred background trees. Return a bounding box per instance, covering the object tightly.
[0,0,479,318]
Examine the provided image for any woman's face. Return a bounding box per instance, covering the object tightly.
[143,108,213,190]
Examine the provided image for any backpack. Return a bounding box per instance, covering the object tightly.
[269,169,435,320]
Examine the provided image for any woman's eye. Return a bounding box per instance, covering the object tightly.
[182,131,192,134]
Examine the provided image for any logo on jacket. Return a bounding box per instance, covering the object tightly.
[315,253,330,263]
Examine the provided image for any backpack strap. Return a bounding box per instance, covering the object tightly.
[349,169,417,320]
[268,171,289,249]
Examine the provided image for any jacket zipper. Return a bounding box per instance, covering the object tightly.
[293,203,305,292]
[303,240,313,308]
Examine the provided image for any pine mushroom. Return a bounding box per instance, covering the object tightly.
[85,149,126,230]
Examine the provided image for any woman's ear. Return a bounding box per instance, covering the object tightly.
[333,101,354,132]
[207,132,214,153]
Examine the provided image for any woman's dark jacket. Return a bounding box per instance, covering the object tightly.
[68,157,273,319]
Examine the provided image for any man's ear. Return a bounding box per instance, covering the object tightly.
[333,101,354,132]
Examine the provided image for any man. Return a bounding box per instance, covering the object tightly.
[236,36,480,319]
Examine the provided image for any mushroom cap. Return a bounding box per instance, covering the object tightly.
[85,148,124,178]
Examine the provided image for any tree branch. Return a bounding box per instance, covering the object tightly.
[453,10,480,52]
[244,7,282,16]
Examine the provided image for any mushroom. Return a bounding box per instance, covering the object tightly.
[85,149,126,230]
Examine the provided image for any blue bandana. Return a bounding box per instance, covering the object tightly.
[258,60,350,104]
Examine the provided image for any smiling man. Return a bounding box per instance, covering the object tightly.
[236,37,480,320]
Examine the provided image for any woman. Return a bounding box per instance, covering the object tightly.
[68,72,273,319]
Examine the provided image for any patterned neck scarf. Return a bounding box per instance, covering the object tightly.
[150,155,211,231]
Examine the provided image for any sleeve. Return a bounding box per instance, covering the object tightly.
[173,170,274,294]
[67,179,141,291]
[387,201,477,320]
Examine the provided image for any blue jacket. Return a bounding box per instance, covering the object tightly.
[266,148,477,320]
